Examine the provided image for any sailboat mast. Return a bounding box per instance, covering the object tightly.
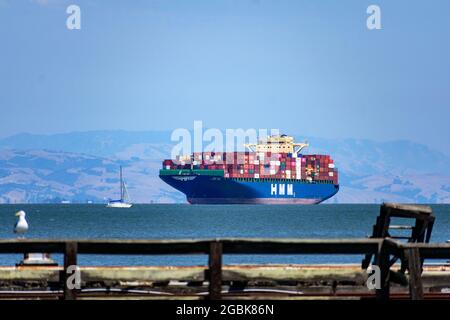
[120,166,123,201]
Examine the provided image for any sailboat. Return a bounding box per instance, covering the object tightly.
[107,166,133,208]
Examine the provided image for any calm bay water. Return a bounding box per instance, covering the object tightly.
[0,204,449,266]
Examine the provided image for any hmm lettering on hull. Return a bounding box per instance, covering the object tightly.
[271,184,294,196]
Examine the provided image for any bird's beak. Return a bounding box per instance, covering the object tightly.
[15,212,20,216]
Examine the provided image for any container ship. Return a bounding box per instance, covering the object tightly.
[159,135,339,204]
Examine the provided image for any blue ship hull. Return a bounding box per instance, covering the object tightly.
[160,174,339,204]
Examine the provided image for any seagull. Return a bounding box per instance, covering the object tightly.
[14,210,29,236]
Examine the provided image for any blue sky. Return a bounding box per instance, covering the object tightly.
[1,0,449,153]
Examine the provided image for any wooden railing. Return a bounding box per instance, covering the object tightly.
[0,238,449,300]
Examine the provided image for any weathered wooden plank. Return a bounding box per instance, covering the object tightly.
[0,267,61,282]
[0,238,383,244]
[77,242,210,255]
[2,264,450,300]
[4,263,450,284]
[375,240,391,300]
[400,243,450,259]
[0,238,383,255]
[0,240,66,254]
[0,239,212,255]
[223,267,367,283]
[383,203,432,215]
[207,241,222,300]
[62,242,78,300]
[222,239,383,255]
[405,248,424,300]
[0,265,370,283]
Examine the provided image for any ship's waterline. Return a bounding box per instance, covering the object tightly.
[186,197,322,204]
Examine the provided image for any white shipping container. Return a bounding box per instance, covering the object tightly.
[329,172,334,177]
[328,163,335,169]
[254,173,260,179]
[254,160,260,165]
[270,169,276,175]
[166,165,171,170]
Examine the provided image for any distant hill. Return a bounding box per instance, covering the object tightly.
[0,131,171,158]
[0,149,183,204]
[0,131,449,204]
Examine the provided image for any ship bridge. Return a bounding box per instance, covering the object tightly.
[244,135,309,154]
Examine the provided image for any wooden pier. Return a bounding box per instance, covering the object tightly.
[1,237,450,300]
[0,203,448,300]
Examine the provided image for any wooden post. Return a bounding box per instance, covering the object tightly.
[406,248,424,300]
[61,242,78,300]
[375,240,390,300]
[208,241,222,300]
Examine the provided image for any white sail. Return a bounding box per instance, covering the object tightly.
[122,181,131,202]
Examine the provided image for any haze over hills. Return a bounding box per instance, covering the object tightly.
[0,131,449,204]
[0,131,171,158]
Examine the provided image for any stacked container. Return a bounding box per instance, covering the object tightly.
[165,152,338,184]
